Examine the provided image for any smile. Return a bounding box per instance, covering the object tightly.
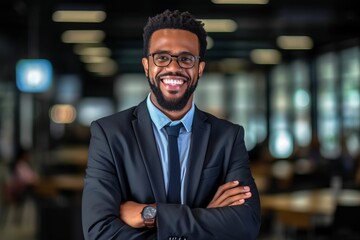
[162,78,185,86]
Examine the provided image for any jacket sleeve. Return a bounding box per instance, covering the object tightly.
[82,121,157,240]
[156,126,261,240]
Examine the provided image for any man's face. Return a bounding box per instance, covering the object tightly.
[142,29,205,111]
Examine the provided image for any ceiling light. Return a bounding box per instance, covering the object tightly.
[52,10,106,23]
[74,46,111,56]
[86,59,118,75]
[61,30,105,43]
[250,49,281,64]
[80,55,109,64]
[277,36,314,50]
[198,19,237,32]
[73,44,104,54]
[211,0,269,4]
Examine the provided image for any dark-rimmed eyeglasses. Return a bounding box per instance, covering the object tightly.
[148,52,200,69]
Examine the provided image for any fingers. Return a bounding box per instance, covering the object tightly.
[211,181,240,200]
[207,181,252,208]
[228,190,252,206]
[217,186,251,207]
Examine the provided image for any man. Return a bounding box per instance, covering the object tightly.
[82,9,261,240]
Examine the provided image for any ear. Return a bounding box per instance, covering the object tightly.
[198,61,206,77]
[142,57,149,77]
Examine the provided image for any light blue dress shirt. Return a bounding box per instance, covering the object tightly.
[146,93,194,203]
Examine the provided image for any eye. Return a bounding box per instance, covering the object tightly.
[179,55,193,63]
[156,54,170,62]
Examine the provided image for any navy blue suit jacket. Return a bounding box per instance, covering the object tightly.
[82,99,261,240]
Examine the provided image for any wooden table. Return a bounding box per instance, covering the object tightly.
[260,188,360,236]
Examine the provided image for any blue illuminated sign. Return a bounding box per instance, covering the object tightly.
[16,59,53,92]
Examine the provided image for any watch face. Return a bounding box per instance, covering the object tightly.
[143,206,157,219]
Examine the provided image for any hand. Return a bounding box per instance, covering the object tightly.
[207,181,252,208]
[119,201,147,228]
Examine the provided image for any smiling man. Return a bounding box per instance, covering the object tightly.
[144,28,203,117]
[82,9,261,240]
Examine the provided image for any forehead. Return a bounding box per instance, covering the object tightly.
[149,29,199,54]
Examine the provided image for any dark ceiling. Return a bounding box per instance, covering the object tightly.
[0,0,359,94]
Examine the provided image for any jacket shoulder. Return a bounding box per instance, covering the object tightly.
[93,99,147,127]
[197,108,242,130]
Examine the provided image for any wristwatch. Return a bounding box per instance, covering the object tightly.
[141,206,157,228]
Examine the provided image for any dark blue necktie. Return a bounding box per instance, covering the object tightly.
[165,124,182,203]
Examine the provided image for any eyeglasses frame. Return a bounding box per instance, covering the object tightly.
[148,52,201,69]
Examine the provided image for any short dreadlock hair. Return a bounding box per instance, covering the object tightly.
[143,9,207,59]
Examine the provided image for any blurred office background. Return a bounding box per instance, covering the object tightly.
[0,0,359,239]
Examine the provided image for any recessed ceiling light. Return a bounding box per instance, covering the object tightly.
[198,19,237,32]
[250,49,281,64]
[52,10,106,23]
[211,0,269,4]
[277,36,313,50]
[61,30,105,43]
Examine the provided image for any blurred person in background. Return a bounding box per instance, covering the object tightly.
[82,9,260,240]
[1,148,39,226]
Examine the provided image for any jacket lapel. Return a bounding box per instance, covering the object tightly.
[184,108,210,205]
[132,100,167,202]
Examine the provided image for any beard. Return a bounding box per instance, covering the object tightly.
[147,74,198,111]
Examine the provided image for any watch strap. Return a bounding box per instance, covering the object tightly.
[143,218,156,228]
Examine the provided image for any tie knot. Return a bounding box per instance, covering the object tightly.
[165,123,182,137]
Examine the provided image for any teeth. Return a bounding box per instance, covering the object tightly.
[163,79,184,85]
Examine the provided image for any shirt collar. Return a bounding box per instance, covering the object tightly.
[146,93,194,132]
